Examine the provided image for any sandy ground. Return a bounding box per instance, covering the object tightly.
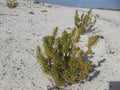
[0,0,120,90]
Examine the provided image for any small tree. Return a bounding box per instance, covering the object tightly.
[7,0,18,9]
[37,9,99,88]
[75,9,99,34]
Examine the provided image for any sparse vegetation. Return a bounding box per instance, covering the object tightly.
[7,1,18,9]
[75,9,99,34]
[37,9,99,88]
[86,35,99,54]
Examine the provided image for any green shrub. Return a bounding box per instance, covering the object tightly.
[7,1,18,9]
[75,9,99,34]
[86,35,99,54]
[37,9,99,88]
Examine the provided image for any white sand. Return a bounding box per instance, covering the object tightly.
[0,0,120,90]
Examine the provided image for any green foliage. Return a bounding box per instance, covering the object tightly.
[75,9,99,33]
[37,9,99,88]
[86,35,99,54]
[7,1,18,9]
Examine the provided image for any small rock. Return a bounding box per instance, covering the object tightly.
[29,11,34,14]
